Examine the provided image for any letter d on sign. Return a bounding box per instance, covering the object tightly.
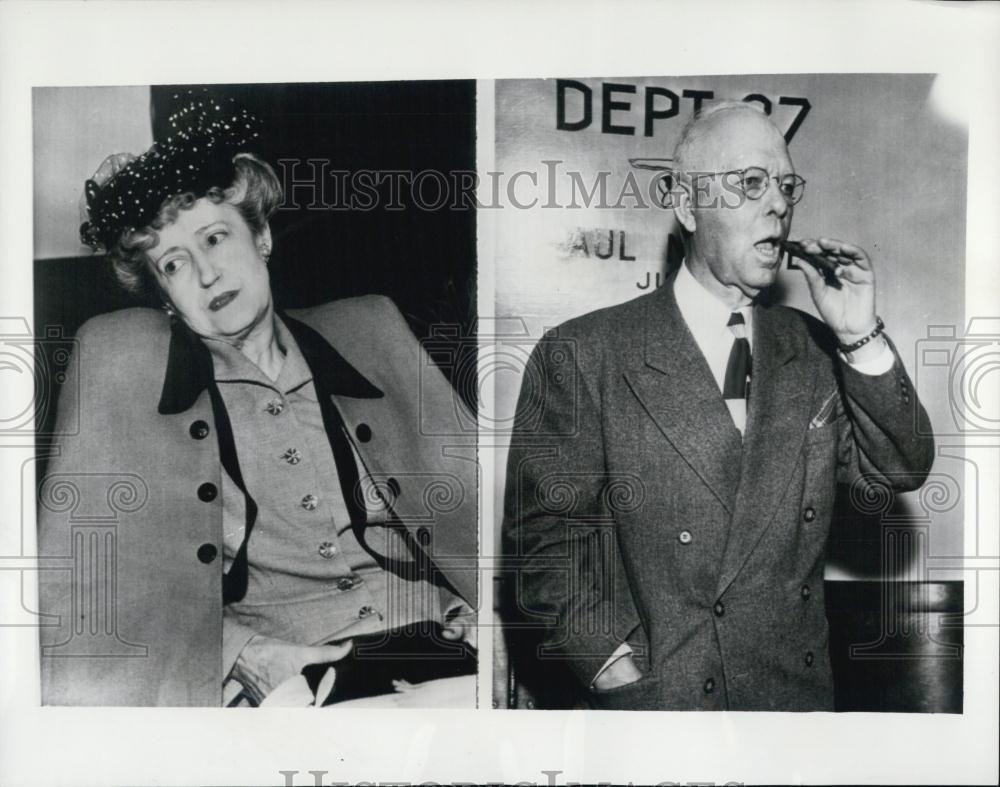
[557,80,592,131]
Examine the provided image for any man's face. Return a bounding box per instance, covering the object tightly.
[682,111,795,300]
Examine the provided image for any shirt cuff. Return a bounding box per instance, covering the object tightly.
[838,336,894,375]
[590,642,634,687]
[223,616,260,680]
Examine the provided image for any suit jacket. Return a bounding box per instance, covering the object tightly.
[38,295,478,706]
[502,276,934,711]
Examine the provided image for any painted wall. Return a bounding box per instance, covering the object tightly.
[33,86,153,260]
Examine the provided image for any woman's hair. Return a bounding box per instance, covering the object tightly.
[110,153,283,296]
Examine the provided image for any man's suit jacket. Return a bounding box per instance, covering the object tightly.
[502,274,933,711]
[38,295,478,706]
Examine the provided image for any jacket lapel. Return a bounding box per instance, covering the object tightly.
[282,313,384,400]
[623,279,743,514]
[715,302,818,595]
[158,313,384,415]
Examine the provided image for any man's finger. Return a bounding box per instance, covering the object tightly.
[835,263,872,284]
[795,255,827,292]
[817,237,871,268]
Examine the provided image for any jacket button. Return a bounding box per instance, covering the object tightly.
[337,576,358,591]
[358,605,378,619]
[196,543,217,564]
[805,651,814,667]
[356,423,372,443]
[801,584,811,600]
[197,482,217,502]
[387,477,401,498]
[713,601,725,617]
[301,494,319,511]
[265,398,285,416]
[803,507,816,523]
[678,530,693,544]
[282,448,302,465]
[318,541,338,559]
[703,677,715,694]
[189,420,210,440]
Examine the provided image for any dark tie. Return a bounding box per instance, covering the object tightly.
[723,311,751,435]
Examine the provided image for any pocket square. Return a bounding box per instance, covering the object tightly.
[809,389,841,429]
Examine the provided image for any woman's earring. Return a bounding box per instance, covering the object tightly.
[162,303,176,318]
[259,243,272,264]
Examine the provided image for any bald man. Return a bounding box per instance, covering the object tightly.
[502,102,934,711]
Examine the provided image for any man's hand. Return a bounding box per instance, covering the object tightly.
[232,634,352,704]
[793,237,878,344]
[592,653,643,691]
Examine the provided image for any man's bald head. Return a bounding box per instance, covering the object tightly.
[673,100,790,177]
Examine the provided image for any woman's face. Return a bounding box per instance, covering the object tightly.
[147,198,273,341]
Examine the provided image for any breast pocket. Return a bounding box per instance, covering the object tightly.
[804,419,839,447]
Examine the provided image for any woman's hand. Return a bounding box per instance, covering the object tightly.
[441,602,478,650]
[232,634,352,704]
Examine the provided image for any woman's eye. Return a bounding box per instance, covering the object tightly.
[162,259,182,275]
[206,230,227,247]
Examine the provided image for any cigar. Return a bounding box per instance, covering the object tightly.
[782,240,842,287]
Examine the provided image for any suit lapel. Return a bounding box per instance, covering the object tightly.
[715,302,818,595]
[624,279,743,514]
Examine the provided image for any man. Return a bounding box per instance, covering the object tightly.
[502,101,934,711]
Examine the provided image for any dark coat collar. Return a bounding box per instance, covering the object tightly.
[158,310,383,415]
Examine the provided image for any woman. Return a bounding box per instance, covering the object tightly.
[38,94,478,707]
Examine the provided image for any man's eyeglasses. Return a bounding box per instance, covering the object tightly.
[693,166,807,206]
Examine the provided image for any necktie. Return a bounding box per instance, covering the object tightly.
[723,311,751,436]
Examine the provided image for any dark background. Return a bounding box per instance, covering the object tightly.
[34,80,478,462]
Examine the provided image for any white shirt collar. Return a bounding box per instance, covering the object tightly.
[673,260,753,354]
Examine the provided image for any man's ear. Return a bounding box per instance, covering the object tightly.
[673,179,697,234]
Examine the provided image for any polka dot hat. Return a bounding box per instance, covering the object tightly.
[80,89,261,252]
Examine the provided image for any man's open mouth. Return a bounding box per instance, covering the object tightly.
[753,238,782,262]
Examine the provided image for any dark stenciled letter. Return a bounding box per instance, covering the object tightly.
[556,79,593,131]
[644,86,679,137]
[602,82,637,136]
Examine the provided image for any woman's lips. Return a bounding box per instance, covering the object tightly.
[209,290,238,312]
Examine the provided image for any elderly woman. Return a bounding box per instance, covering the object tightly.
[38,95,477,707]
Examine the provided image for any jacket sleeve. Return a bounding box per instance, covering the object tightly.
[223,614,259,680]
[835,334,935,492]
[501,333,641,688]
